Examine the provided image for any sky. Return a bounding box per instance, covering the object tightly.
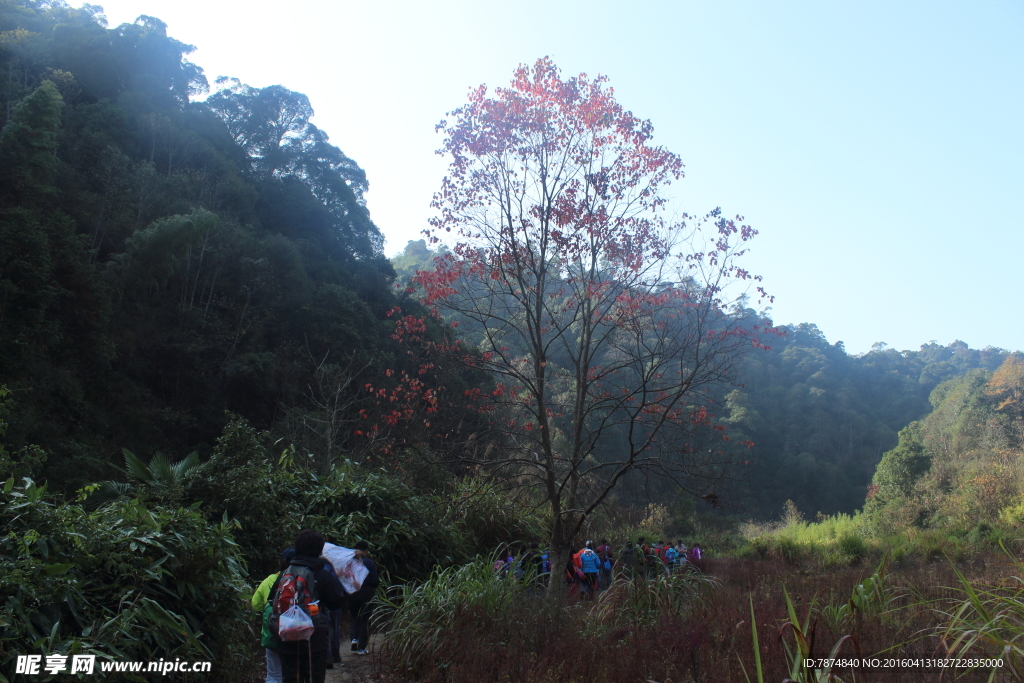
[90,0,1023,355]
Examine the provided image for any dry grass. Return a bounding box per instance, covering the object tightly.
[376,555,1017,683]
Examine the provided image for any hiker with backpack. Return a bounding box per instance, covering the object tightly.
[348,540,380,656]
[664,542,678,573]
[674,540,688,572]
[575,541,601,599]
[618,540,636,578]
[595,539,613,590]
[270,529,347,683]
[538,547,552,587]
[252,549,296,683]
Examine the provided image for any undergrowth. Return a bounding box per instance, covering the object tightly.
[374,553,1016,683]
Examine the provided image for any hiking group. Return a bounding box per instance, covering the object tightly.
[251,529,382,683]
[494,537,705,598]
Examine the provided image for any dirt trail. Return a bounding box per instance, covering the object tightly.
[324,634,379,683]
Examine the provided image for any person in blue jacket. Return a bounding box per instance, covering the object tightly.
[578,540,601,599]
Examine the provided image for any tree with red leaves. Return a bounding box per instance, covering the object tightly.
[418,58,770,550]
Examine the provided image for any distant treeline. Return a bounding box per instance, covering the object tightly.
[395,240,1016,520]
[722,326,1011,518]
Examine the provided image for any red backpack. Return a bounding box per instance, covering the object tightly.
[269,563,322,640]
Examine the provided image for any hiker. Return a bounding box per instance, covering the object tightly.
[321,556,342,669]
[675,540,688,571]
[514,544,528,580]
[538,546,552,587]
[618,539,636,578]
[638,537,658,579]
[327,604,342,668]
[691,543,704,571]
[348,540,380,656]
[596,539,613,589]
[252,549,295,683]
[272,529,347,683]
[576,541,601,598]
[521,542,540,581]
[493,546,513,575]
[564,552,583,596]
[664,542,678,573]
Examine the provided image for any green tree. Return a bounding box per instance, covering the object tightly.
[420,58,763,549]
[870,422,930,503]
[0,78,61,198]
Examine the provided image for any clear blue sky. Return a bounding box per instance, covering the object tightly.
[92,0,1023,354]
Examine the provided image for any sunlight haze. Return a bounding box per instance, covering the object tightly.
[92,0,1024,354]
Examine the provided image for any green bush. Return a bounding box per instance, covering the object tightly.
[183,415,293,575]
[293,465,467,582]
[837,533,867,563]
[0,477,252,682]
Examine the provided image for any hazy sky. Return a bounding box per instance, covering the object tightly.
[91,0,1023,354]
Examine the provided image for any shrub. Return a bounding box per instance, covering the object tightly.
[837,533,868,563]
[183,414,291,575]
[0,477,252,682]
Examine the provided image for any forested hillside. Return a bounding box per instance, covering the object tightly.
[0,2,487,491]
[723,327,1009,517]
[866,353,1024,533]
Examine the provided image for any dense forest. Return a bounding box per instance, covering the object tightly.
[2,2,1022,681]
[0,1,490,490]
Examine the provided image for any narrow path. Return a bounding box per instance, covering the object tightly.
[324,634,379,683]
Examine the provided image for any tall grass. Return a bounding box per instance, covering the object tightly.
[374,556,532,674]
[375,557,722,682]
[592,568,718,627]
[938,545,1024,680]
[741,510,874,567]
[373,545,1014,682]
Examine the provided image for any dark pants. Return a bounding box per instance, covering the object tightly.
[279,647,326,683]
[349,601,374,650]
[328,608,341,659]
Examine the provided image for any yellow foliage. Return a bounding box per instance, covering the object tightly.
[986,353,1024,413]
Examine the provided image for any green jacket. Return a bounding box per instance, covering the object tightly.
[252,572,279,649]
